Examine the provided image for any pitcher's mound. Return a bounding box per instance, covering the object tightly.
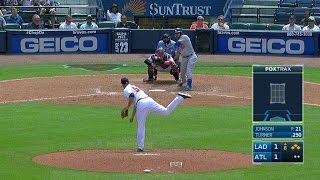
[33,149,254,173]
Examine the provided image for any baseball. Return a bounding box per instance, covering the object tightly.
[143,169,151,173]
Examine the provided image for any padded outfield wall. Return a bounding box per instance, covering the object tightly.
[0,29,319,56]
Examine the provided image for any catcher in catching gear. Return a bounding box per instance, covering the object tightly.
[143,47,179,82]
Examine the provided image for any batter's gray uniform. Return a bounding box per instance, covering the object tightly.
[175,29,197,91]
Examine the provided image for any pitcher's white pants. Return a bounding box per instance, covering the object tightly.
[135,95,184,150]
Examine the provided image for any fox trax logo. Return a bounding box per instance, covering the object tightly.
[20,36,98,53]
[228,37,305,55]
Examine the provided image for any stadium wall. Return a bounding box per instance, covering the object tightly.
[0,29,319,56]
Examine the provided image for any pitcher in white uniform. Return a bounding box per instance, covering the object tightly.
[174,28,197,91]
[120,77,192,152]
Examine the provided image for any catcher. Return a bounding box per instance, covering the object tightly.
[143,47,180,83]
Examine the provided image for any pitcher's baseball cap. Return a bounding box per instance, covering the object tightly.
[121,77,129,84]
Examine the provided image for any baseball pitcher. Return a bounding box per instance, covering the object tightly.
[143,47,180,83]
[120,77,192,152]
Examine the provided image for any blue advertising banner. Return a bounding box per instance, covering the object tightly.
[216,30,315,55]
[0,31,6,53]
[102,0,226,17]
[6,29,110,54]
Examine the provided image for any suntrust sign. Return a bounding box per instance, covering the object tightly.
[217,35,315,55]
[150,3,211,16]
[103,0,224,16]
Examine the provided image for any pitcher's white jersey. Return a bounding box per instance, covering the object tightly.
[123,84,148,105]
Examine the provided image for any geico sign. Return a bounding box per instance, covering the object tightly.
[20,36,98,53]
[228,37,305,54]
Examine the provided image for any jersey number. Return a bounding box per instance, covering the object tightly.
[132,86,140,92]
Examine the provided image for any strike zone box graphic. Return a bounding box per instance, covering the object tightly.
[252,65,303,122]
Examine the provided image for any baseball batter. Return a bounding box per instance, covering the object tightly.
[174,28,197,91]
[143,47,179,82]
[120,77,191,152]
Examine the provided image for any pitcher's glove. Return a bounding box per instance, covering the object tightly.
[121,108,128,119]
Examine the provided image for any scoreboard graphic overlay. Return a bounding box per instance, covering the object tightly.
[252,65,304,163]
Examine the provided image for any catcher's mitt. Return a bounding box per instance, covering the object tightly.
[121,108,128,119]
[152,56,164,65]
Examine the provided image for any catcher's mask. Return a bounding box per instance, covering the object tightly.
[155,48,165,58]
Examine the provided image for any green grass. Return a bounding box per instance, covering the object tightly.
[0,61,319,179]
[0,103,319,179]
[0,62,319,82]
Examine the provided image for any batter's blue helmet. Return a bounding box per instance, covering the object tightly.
[175,28,183,34]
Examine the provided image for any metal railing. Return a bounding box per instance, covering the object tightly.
[230,7,320,23]
[223,0,235,19]
[0,5,98,18]
[230,7,278,23]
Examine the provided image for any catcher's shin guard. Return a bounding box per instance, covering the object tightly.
[170,64,179,81]
[154,69,158,80]
[148,65,155,80]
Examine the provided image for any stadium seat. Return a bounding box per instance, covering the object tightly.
[77,22,84,29]
[275,8,294,15]
[314,0,320,7]
[4,23,21,29]
[274,8,293,24]
[297,0,314,8]
[278,0,297,7]
[314,16,320,22]
[274,14,293,24]
[21,23,29,29]
[230,22,249,30]
[267,24,285,30]
[293,8,308,20]
[248,23,267,30]
[98,21,115,28]
[312,9,320,16]
[116,21,139,29]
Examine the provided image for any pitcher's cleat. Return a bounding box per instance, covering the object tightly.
[178,92,192,99]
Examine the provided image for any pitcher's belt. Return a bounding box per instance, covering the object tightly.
[136,97,148,104]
